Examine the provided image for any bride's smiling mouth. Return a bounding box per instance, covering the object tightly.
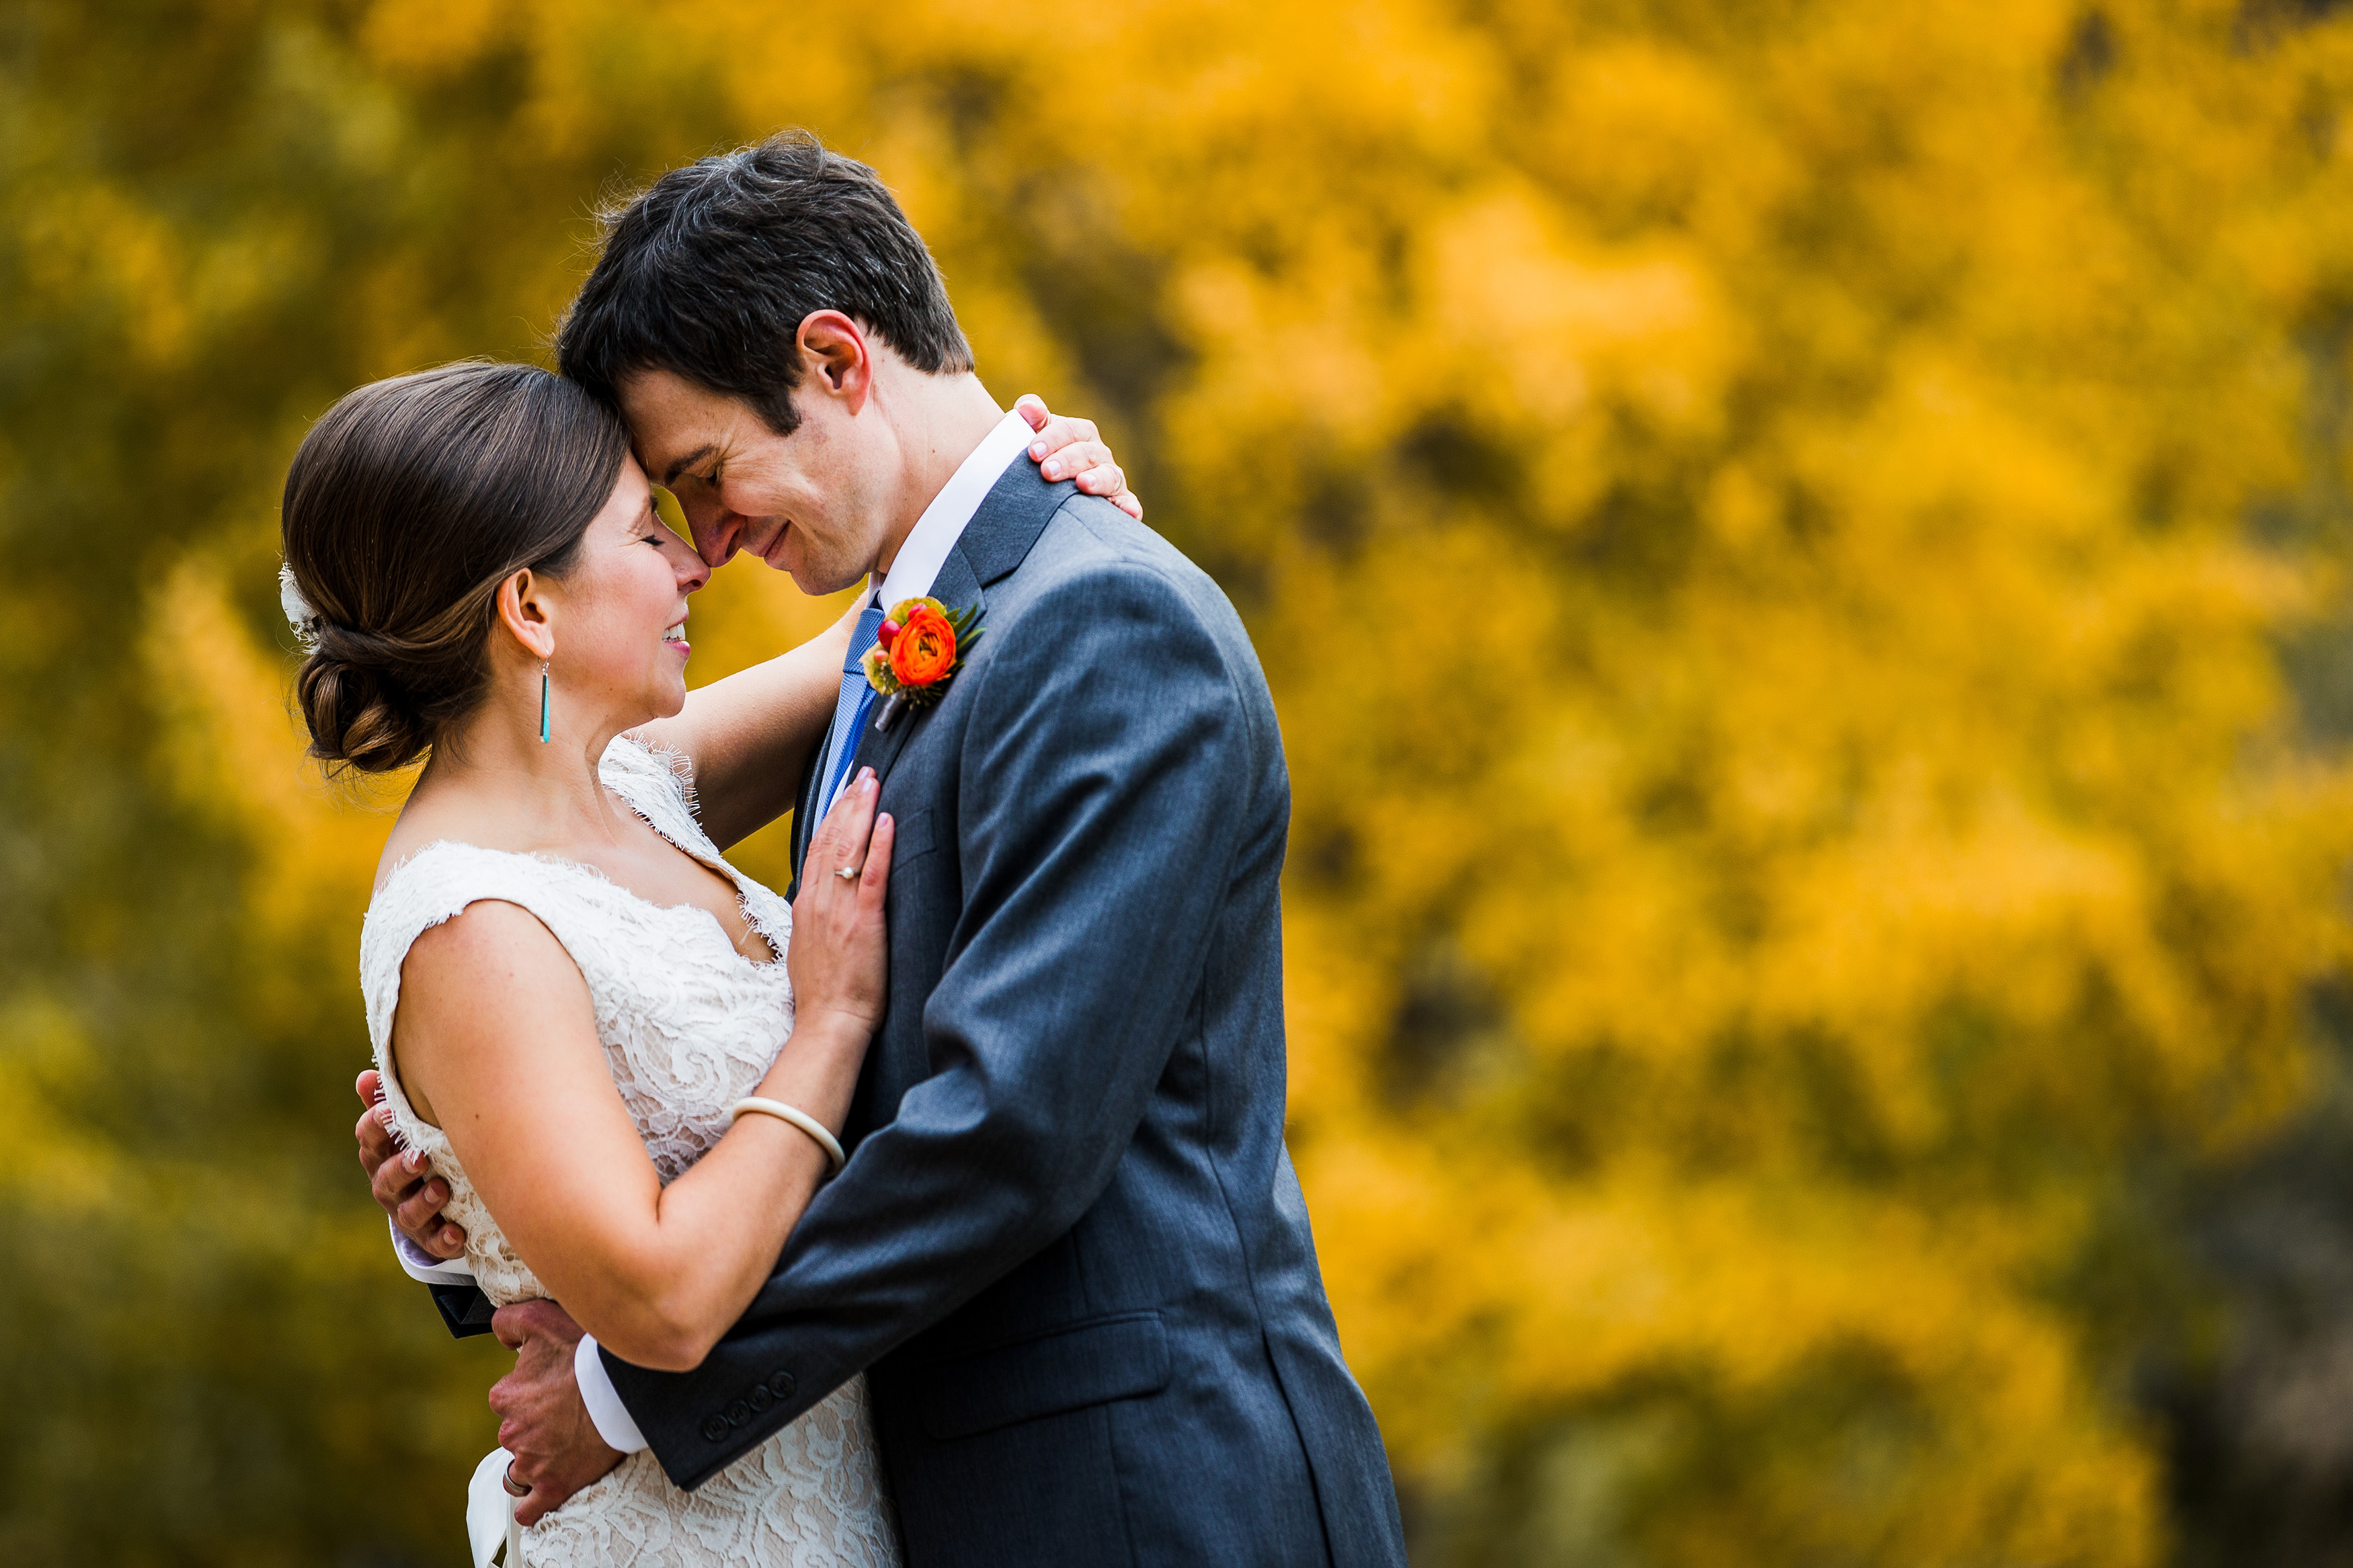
[664,617,690,655]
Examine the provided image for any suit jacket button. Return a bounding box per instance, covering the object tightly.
[701,1416,729,1442]
[725,1399,752,1428]
[768,1371,795,1399]
[746,1385,773,1413]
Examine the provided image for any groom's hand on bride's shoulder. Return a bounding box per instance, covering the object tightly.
[492,1300,624,1525]
[1016,395,1144,521]
[353,1069,467,1260]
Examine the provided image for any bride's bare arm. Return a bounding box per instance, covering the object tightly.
[634,399,1139,850]
[390,776,895,1372]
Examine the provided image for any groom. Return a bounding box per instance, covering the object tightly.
[359,130,1406,1567]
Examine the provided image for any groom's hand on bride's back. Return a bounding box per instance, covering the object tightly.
[491,1299,623,1526]
[354,1069,468,1260]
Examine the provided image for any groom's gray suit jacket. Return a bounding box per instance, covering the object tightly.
[434,449,1404,1565]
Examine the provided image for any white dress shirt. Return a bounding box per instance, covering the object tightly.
[393,407,1040,1456]
[808,406,1040,823]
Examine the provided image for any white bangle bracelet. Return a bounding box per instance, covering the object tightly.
[729,1097,847,1175]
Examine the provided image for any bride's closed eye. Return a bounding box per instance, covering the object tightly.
[639,497,682,547]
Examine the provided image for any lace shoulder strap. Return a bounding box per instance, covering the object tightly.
[358,841,619,1055]
[602,733,719,862]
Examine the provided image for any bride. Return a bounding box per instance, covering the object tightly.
[281,359,1130,1565]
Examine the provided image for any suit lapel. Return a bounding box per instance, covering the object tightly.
[799,452,1072,862]
[783,735,827,901]
[957,450,1069,590]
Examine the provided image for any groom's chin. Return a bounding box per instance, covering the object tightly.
[774,553,828,594]
[755,529,826,589]
[767,542,824,585]
[778,552,864,599]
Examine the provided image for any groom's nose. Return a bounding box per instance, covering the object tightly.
[690,509,744,569]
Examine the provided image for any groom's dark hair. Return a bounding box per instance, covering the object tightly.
[557,130,973,433]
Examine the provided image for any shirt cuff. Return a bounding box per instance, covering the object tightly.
[575,1334,650,1454]
[389,1214,476,1287]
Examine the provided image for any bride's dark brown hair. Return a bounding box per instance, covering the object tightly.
[282,361,631,773]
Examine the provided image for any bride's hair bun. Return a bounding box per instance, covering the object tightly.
[280,361,629,773]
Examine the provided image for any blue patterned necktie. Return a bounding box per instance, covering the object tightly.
[815,600,887,825]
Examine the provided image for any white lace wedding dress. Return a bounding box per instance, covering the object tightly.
[360,735,902,1567]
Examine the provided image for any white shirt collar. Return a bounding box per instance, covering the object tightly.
[870,408,1036,612]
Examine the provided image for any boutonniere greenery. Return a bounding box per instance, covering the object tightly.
[863,595,984,732]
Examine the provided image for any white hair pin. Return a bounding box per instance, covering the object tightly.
[279,561,323,653]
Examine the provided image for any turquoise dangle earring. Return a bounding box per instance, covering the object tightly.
[538,659,551,743]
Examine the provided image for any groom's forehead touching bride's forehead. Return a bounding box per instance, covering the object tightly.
[618,368,766,485]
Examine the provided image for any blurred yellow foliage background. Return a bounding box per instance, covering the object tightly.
[11,1,2353,1563]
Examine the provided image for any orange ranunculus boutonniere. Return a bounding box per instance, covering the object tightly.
[889,603,957,686]
[861,595,985,732]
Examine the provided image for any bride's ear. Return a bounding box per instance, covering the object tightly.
[494,571,557,662]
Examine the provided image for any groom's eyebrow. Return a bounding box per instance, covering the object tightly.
[657,444,717,488]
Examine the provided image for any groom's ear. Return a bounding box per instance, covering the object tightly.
[793,310,874,415]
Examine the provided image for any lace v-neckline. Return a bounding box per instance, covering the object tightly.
[379,734,784,969]
[602,770,781,966]
[383,837,781,971]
